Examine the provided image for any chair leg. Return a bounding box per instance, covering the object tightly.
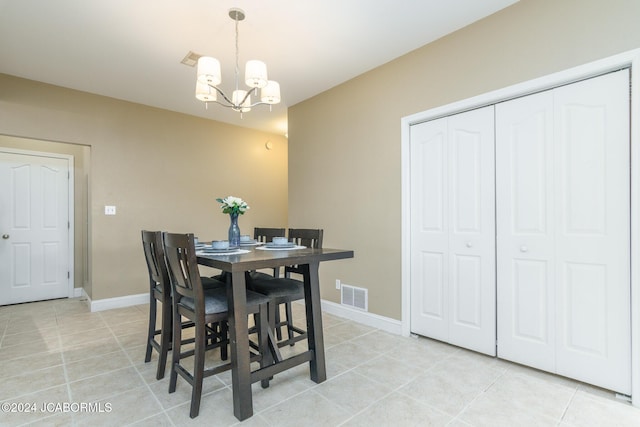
[156,299,172,380]
[190,321,206,418]
[220,321,228,361]
[168,304,181,394]
[274,307,283,341]
[267,301,277,340]
[145,294,157,363]
[258,304,271,389]
[285,301,295,346]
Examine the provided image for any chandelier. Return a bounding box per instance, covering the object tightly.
[195,8,281,116]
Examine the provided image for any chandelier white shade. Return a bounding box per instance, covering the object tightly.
[196,57,221,86]
[194,8,280,115]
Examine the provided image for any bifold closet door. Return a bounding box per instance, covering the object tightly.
[496,70,631,394]
[410,106,496,356]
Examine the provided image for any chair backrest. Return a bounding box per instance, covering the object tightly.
[141,230,171,298]
[286,229,324,276]
[254,227,286,243]
[288,228,323,249]
[162,232,205,309]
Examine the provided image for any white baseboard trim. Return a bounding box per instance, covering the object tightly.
[320,299,402,335]
[89,292,149,312]
[81,291,401,334]
[72,287,83,298]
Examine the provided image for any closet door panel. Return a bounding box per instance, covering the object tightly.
[448,107,496,356]
[554,70,630,394]
[410,117,450,341]
[411,106,495,356]
[496,90,556,371]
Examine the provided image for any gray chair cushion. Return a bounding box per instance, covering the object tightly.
[250,277,304,300]
[249,271,276,281]
[201,276,225,290]
[178,288,270,315]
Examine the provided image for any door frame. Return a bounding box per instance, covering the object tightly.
[0,147,75,300]
[401,48,640,406]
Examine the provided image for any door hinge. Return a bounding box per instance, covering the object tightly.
[67,271,70,279]
[68,221,70,229]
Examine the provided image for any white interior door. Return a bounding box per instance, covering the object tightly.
[410,115,449,342]
[496,89,556,372]
[0,151,71,305]
[411,106,496,356]
[553,70,630,394]
[496,70,630,394]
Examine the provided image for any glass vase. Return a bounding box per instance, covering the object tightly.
[228,212,240,247]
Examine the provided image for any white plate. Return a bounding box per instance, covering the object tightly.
[200,247,237,253]
[264,242,296,248]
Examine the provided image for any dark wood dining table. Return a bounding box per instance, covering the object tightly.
[196,245,354,421]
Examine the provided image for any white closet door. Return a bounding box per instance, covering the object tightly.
[410,115,449,342]
[447,109,496,355]
[553,70,630,394]
[496,90,556,372]
[411,106,496,355]
[497,70,630,393]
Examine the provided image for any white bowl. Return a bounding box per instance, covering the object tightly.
[272,237,288,245]
[211,240,229,249]
[240,235,252,242]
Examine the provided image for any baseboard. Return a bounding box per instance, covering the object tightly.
[72,287,83,298]
[320,299,402,335]
[89,292,148,312]
[82,291,400,334]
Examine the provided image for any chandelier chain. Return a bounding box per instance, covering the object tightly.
[234,13,240,94]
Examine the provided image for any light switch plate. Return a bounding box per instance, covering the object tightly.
[104,205,116,215]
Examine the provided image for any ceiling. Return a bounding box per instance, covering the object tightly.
[0,0,519,135]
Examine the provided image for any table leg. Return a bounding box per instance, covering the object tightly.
[302,261,327,383]
[228,271,253,421]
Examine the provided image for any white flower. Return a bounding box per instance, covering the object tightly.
[216,196,250,215]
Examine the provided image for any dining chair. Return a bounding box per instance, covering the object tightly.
[254,227,286,244]
[249,228,323,346]
[162,232,271,418]
[141,230,226,380]
[141,230,175,380]
[251,227,286,279]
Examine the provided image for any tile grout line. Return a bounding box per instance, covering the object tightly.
[55,303,80,427]
[8,307,69,427]
[118,307,180,427]
[558,387,578,427]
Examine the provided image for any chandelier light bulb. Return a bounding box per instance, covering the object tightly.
[196,57,221,86]
[261,81,281,104]
[245,60,268,88]
[195,81,216,102]
[232,90,251,112]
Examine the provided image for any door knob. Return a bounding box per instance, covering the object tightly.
[520,245,528,253]
[466,242,473,248]
[2,234,9,239]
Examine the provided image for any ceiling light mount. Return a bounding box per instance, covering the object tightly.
[195,8,281,117]
[228,8,245,21]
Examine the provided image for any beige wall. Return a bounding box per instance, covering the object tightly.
[288,0,640,320]
[0,74,288,301]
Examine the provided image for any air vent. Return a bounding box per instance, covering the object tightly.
[181,51,202,67]
[341,284,368,311]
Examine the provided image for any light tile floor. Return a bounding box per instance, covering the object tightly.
[1,297,639,426]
